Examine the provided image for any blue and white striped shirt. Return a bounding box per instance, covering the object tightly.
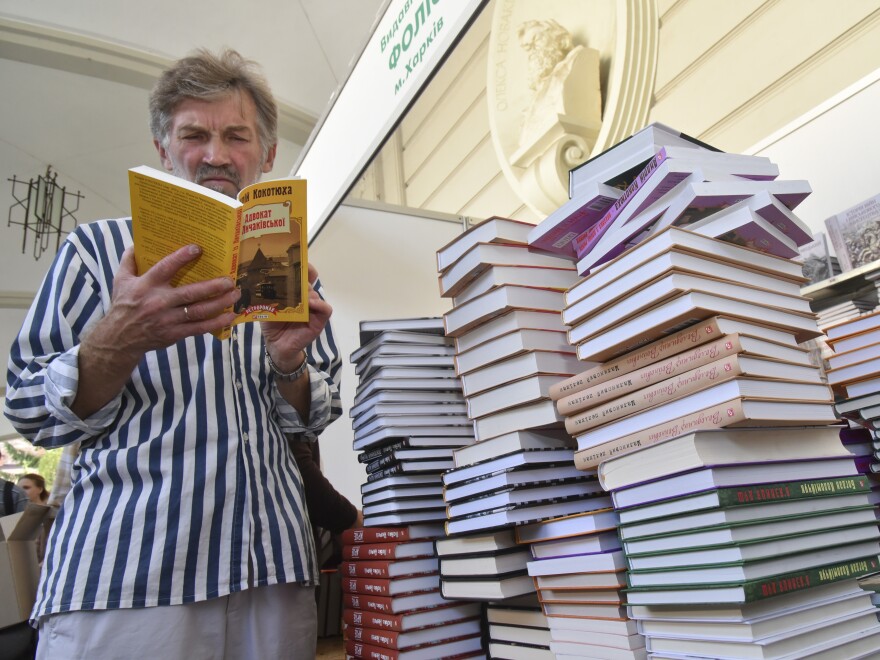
[4,219,342,620]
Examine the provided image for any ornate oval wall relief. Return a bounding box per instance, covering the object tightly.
[487,0,659,215]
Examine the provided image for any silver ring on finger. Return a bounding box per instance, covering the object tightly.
[184,306,190,322]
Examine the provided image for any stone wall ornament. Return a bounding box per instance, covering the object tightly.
[488,0,659,216]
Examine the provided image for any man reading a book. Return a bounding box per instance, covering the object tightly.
[4,48,342,658]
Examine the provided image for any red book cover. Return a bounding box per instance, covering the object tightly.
[342,573,440,597]
[343,540,436,561]
[342,589,449,615]
[344,635,483,659]
[341,524,444,545]
[341,557,439,579]
[344,619,482,650]
[342,602,482,632]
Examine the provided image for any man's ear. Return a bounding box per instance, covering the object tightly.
[262,143,278,174]
[154,138,174,172]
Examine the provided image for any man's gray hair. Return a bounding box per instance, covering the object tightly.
[149,48,278,158]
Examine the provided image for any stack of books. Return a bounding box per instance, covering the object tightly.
[350,317,474,527]
[435,218,617,602]
[435,529,534,602]
[485,594,554,660]
[437,216,581,442]
[515,508,647,658]
[529,122,725,261]
[826,310,880,488]
[542,122,814,278]
[339,524,485,659]
[817,297,877,329]
[596,426,880,657]
[826,310,880,429]
[550,227,836,471]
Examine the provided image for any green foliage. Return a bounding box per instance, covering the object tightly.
[1,441,61,490]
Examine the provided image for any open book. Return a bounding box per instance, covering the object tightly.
[129,165,309,339]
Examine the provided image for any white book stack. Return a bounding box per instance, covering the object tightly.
[517,512,648,659]
[547,227,832,471]
[827,310,880,429]
[436,218,583,444]
[434,217,619,602]
[435,529,535,603]
[486,594,554,660]
[350,319,474,528]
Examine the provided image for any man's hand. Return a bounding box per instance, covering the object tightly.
[105,245,241,353]
[261,264,332,422]
[71,244,241,418]
[261,263,332,372]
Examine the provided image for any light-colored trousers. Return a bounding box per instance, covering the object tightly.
[35,582,317,659]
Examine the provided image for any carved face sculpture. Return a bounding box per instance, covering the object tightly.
[517,19,573,90]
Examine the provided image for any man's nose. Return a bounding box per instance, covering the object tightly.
[203,137,231,165]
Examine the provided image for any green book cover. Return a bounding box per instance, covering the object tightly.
[621,502,876,543]
[625,475,870,519]
[625,518,880,560]
[625,554,880,604]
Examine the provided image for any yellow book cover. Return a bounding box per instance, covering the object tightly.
[129,165,308,339]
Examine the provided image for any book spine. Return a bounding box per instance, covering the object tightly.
[342,560,394,579]
[215,206,243,342]
[714,475,870,507]
[574,398,749,470]
[345,638,402,659]
[341,528,413,545]
[343,608,403,632]
[343,543,408,561]
[550,318,724,400]
[367,464,404,482]
[365,453,399,472]
[346,627,401,651]
[572,149,670,258]
[343,576,395,596]
[358,441,406,464]
[558,334,745,415]
[343,593,395,615]
[564,353,748,435]
[742,555,880,602]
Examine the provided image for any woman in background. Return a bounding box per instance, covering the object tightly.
[17,472,49,504]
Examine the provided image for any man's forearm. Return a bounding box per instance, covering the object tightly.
[72,319,142,419]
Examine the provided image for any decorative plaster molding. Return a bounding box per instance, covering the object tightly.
[700,8,880,145]
[0,16,317,145]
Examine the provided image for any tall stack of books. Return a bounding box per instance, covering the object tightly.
[339,524,485,659]
[350,317,474,527]
[517,122,880,656]
[434,218,613,608]
[596,427,880,657]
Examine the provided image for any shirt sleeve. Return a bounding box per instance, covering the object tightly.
[4,226,124,448]
[273,278,343,440]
